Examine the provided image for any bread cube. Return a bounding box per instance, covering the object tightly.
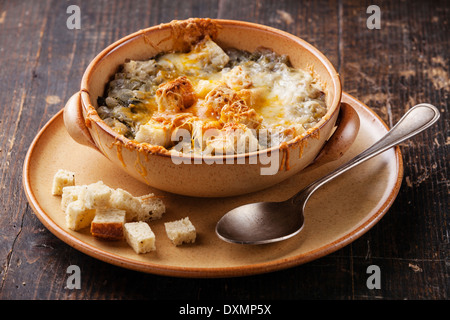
[124,222,156,254]
[135,194,166,221]
[61,181,112,210]
[155,76,196,112]
[109,189,166,222]
[82,181,113,208]
[197,38,230,70]
[203,131,235,155]
[204,85,242,116]
[109,188,141,221]
[134,122,172,147]
[61,185,86,210]
[191,119,221,152]
[90,208,126,240]
[164,217,196,246]
[65,200,96,231]
[204,123,260,155]
[219,101,262,129]
[228,123,260,153]
[52,169,75,195]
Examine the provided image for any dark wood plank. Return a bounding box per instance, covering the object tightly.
[0,0,54,295]
[339,0,448,299]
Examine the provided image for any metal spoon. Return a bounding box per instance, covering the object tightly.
[216,103,440,244]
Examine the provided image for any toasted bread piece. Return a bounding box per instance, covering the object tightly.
[90,208,126,240]
[156,76,196,112]
[109,188,166,222]
[164,217,196,246]
[194,38,229,71]
[135,194,166,221]
[65,199,96,231]
[109,188,141,221]
[134,122,172,147]
[52,169,75,196]
[219,100,262,129]
[124,222,156,253]
[61,185,85,211]
[61,181,112,210]
[203,84,243,117]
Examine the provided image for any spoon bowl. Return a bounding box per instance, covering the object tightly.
[216,201,305,244]
[216,103,440,244]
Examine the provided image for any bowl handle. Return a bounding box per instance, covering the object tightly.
[63,92,100,151]
[313,101,360,166]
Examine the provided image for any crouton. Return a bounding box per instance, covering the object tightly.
[156,76,196,112]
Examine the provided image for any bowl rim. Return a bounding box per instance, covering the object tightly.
[79,18,342,161]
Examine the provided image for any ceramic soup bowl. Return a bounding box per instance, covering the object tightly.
[64,18,359,197]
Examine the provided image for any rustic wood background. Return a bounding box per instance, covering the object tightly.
[0,0,448,300]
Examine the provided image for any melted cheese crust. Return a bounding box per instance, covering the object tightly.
[97,38,327,155]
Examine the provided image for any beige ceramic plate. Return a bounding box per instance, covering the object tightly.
[23,93,403,278]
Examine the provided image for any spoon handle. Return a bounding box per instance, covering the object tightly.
[293,103,440,204]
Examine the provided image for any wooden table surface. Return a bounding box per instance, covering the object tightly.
[0,0,448,301]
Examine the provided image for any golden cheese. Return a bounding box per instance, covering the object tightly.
[97,38,327,155]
